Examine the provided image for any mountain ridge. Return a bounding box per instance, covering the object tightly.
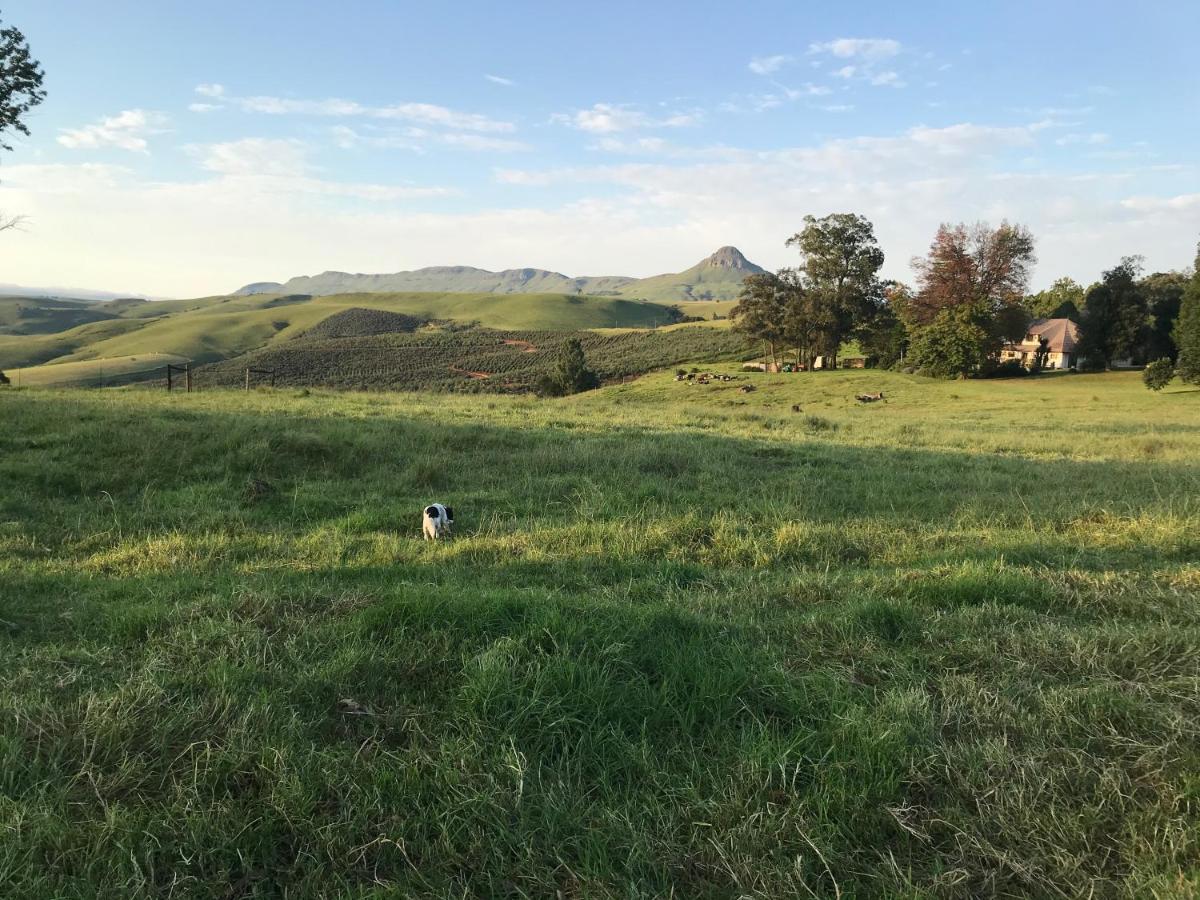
[235,246,764,302]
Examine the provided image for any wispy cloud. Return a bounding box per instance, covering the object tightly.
[484,74,515,86]
[748,54,792,75]
[808,38,901,61]
[57,109,169,153]
[193,85,516,133]
[331,125,530,153]
[554,103,700,134]
[187,137,453,200]
[1055,132,1110,146]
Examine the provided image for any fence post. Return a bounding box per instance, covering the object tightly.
[270,370,276,388]
[245,368,250,391]
[167,365,173,392]
[186,364,192,393]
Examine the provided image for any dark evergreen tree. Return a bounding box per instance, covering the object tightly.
[1077,257,1148,368]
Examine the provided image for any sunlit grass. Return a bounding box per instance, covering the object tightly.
[1,370,1197,898]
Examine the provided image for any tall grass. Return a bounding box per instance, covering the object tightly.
[0,370,1197,898]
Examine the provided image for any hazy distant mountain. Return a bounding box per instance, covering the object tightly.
[234,246,764,302]
[0,283,155,302]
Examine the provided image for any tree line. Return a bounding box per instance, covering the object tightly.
[731,213,1200,386]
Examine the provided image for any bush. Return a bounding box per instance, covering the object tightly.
[1078,352,1107,373]
[1142,358,1175,391]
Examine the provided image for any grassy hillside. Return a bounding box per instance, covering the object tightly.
[1,371,1197,897]
[11,353,191,387]
[0,291,683,374]
[0,296,116,335]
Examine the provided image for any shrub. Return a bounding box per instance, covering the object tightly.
[1142,357,1175,391]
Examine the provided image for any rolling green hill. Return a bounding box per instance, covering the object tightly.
[0,290,692,376]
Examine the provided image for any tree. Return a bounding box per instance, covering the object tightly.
[907,221,1036,375]
[907,307,992,378]
[0,370,9,386]
[1142,358,1175,391]
[536,338,599,396]
[784,213,885,369]
[855,281,910,368]
[1,14,45,232]
[1077,257,1148,368]
[1140,271,1188,362]
[1027,276,1084,320]
[1176,244,1200,385]
[1,14,45,151]
[731,271,789,367]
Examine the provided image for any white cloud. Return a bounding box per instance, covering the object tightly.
[870,71,905,88]
[1055,132,1110,146]
[809,38,901,61]
[834,65,857,79]
[555,103,698,134]
[195,138,311,178]
[57,109,168,153]
[748,55,792,75]
[198,86,516,132]
[484,74,515,86]
[332,125,530,153]
[188,103,222,113]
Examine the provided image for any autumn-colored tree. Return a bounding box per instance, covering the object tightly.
[907,221,1036,375]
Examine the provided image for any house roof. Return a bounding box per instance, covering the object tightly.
[1005,318,1080,354]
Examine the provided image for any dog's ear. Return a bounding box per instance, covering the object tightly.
[425,506,438,518]
[445,507,454,521]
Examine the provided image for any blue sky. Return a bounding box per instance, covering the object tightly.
[1,0,1197,296]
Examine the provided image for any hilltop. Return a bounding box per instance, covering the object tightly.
[235,246,765,303]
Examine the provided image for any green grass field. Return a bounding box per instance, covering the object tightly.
[1,370,1197,897]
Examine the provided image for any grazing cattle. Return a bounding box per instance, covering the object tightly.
[855,391,885,403]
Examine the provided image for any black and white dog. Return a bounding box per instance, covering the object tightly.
[422,503,454,540]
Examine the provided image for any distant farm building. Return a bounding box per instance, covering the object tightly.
[1000,318,1081,370]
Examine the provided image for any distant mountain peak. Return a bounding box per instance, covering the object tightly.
[698,246,761,272]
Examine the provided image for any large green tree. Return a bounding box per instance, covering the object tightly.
[907,221,1036,376]
[784,213,885,369]
[1,12,46,232]
[1140,270,1188,362]
[536,338,599,396]
[731,271,789,367]
[1027,276,1084,321]
[1175,244,1200,385]
[855,280,910,369]
[1077,257,1148,368]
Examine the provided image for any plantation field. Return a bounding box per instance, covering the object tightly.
[1,371,1198,898]
[199,325,756,392]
